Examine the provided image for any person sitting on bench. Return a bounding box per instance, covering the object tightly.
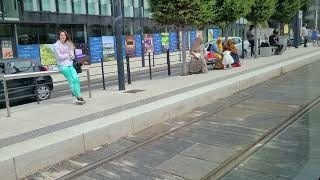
[269,30,284,55]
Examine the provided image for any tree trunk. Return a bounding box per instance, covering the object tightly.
[224,24,229,43]
[254,21,258,58]
[181,26,187,76]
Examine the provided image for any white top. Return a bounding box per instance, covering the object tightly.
[53,40,75,67]
[302,27,308,37]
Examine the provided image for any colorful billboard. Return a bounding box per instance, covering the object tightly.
[17,44,41,62]
[1,41,13,59]
[125,36,136,57]
[102,36,115,61]
[153,33,162,54]
[161,33,169,51]
[40,44,56,66]
[144,34,153,53]
[89,37,103,64]
[135,34,142,57]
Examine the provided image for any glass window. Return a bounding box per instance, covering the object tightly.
[88,25,101,37]
[123,0,133,17]
[133,0,141,17]
[38,24,57,44]
[41,0,56,12]
[72,25,85,44]
[88,0,99,15]
[58,0,72,13]
[143,0,151,17]
[17,25,38,45]
[100,0,112,16]
[24,0,40,11]
[124,18,133,35]
[3,0,19,20]
[73,0,86,14]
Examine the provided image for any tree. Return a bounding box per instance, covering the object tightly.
[272,0,302,32]
[246,0,277,58]
[212,0,254,42]
[149,0,215,75]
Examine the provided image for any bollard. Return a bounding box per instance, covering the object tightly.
[100,58,106,90]
[148,52,152,80]
[152,52,155,67]
[35,80,39,104]
[126,55,132,84]
[258,38,261,55]
[3,79,10,117]
[167,50,171,76]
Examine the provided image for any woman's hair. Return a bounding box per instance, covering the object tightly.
[192,37,202,49]
[58,30,74,47]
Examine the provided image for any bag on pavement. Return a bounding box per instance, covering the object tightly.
[222,51,234,65]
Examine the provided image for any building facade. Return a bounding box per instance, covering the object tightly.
[0,0,169,60]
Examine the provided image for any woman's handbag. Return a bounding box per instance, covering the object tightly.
[73,59,83,74]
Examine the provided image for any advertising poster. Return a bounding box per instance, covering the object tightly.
[1,41,13,59]
[89,37,103,64]
[144,34,153,53]
[213,29,220,40]
[190,31,197,48]
[179,31,189,50]
[169,32,178,52]
[102,36,115,61]
[40,44,56,66]
[125,36,136,57]
[153,33,162,54]
[135,34,142,57]
[208,29,214,42]
[17,44,41,62]
[161,33,169,51]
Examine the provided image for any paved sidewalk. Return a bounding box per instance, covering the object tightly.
[0,47,319,179]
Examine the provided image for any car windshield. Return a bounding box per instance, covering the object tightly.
[5,60,37,74]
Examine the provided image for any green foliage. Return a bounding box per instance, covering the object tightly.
[212,0,254,27]
[271,0,303,23]
[246,0,277,24]
[149,0,215,29]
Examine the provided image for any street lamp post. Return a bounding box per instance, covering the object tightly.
[114,0,125,91]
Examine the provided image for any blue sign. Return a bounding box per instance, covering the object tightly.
[89,37,103,64]
[114,36,126,59]
[153,33,162,54]
[213,29,220,39]
[135,34,142,57]
[190,31,197,48]
[17,44,40,62]
[169,32,178,52]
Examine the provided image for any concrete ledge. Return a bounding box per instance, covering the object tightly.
[1,51,320,179]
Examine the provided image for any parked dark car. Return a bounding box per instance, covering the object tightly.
[0,59,53,107]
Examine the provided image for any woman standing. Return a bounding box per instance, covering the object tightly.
[54,30,86,105]
[189,37,208,74]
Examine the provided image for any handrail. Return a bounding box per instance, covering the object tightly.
[1,67,92,117]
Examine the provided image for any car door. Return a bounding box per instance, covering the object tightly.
[5,61,35,102]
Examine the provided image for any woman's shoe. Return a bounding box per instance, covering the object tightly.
[76,97,86,105]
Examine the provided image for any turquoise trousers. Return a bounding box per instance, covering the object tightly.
[58,65,81,97]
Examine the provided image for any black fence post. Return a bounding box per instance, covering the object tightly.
[126,55,131,84]
[148,52,152,80]
[35,80,39,104]
[258,38,261,55]
[167,50,171,76]
[152,52,155,67]
[100,58,106,90]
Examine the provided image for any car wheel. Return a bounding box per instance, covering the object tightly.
[35,84,51,101]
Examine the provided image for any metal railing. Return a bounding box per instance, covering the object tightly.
[1,67,92,117]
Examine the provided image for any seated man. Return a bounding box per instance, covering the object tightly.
[269,30,284,55]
